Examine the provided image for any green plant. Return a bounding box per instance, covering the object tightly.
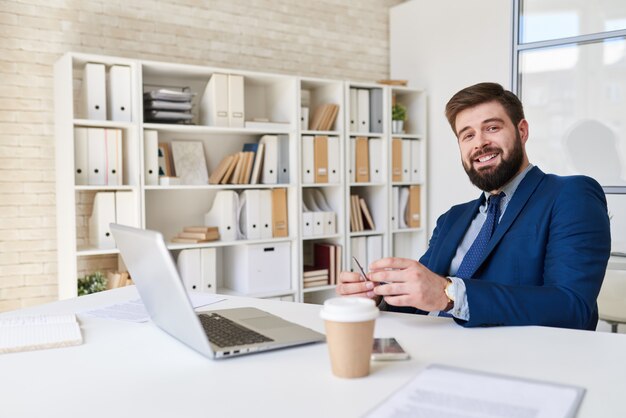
[392,103,407,121]
[77,271,107,296]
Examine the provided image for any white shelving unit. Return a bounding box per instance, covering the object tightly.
[55,52,427,305]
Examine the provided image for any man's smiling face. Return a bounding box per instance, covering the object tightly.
[455,100,529,192]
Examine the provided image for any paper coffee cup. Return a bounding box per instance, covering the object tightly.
[320,297,379,378]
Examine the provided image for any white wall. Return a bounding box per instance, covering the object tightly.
[390,0,512,238]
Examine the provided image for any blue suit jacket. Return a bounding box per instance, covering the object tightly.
[385,166,611,330]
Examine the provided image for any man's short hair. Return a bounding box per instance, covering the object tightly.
[445,82,525,136]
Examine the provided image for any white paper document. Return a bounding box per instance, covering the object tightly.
[0,314,82,354]
[82,292,225,323]
[365,364,584,418]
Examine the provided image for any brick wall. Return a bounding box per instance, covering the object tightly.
[0,0,402,311]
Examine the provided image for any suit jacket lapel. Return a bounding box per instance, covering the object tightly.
[475,166,545,269]
[431,195,484,275]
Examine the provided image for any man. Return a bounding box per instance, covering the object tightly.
[337,82,611,330]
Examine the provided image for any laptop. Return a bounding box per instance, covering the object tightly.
[110,224,325,359]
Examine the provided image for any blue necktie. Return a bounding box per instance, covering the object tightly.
[455,192,505,280]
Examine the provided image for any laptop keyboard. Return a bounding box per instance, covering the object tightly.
[198,313,274,348]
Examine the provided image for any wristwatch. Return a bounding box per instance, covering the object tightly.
[444,277,455,312]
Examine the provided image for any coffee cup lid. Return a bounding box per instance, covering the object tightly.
[320,297,379,322]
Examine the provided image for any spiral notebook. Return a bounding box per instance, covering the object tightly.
[0,314,83,354]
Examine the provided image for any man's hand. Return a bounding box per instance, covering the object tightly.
[368,257,450,311]
[336,271,381,304]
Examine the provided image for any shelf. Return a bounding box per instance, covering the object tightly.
[391,182,423,187]
[73,119,135,129]
[165,237,295,250]
[302,284,336,293]
[75,185,137,191]
[142,123,293,135]
[301,130,341,136]
[144,184,292,191]
[77,247,120,257]
[301,183,342,188]
[350,182,386,187]
[349,230,384,237]
[392,227,424,233]
[390,133,423,139]
[348,132,385,138]
[302,233,342,241]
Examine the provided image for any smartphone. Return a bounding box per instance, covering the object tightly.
[371,337,410,361]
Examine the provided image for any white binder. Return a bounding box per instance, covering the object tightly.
[239,189,262,240]
[143,130,159,186]
[177,249,201,292]
[357,89,370,133]
[228,74,244,128]
[350,237,367,272]
[200,248,217,293]
[302,210,314,237]
[301,135,315,184]
[259,189,273,239]
[222,242,291,294]
[301,107,309,130]
[105,129,123,186]
[391,186,399,230]
[369,89,383,133]
[74,127,88,185]
[327,136,340,184]
[107,65,132,122]
[402,139,412,183]
[82,63,106,120]
[368,138,383,183]
[259,135,278,184]
[87,128,106,185]
[88,192,116,249]
[114,191,137,227]
[310,189,336,235]
[410,140,422,183]
[277,135,290,184]
[366,235,383,270]
[204,190,239,241]
[349,88,358,132]
[177,248,217,293]
[200,73,229,126]
[349,136,356,183]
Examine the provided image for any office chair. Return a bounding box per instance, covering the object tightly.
[598,269,626,333]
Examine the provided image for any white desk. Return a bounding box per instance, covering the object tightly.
[1,287,625,418]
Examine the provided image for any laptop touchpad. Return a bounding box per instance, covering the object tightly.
[242,316,291,329]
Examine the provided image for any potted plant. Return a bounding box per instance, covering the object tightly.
[392,103,407,134]
[77,271,107,296]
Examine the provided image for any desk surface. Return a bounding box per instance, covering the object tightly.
[1,287,625,418]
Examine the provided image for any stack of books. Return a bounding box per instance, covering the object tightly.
[303,266,329,288]
[350,195,375,232]
[210,142,265,185]
[309,103,339,131]
[171,226,220,243]
[144,88,194,124]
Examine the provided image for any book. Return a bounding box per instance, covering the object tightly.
[303,266,329,278]
[209,154,234,184]
[171,237,216,244]
[250,143,265,185]
[177,231,219,240]
[183,226,219,233]
[359,198,376,230]
[0,314,83,354]
[220,153,240,184]
[303,279,330,288]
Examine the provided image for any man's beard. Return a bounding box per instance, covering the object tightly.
[463,132,524,192]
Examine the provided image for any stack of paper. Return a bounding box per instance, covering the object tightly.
[0,314,83,354]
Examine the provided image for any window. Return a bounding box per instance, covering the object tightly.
[513,0,626,254]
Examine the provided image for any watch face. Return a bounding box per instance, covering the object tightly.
[445,280,455,301]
